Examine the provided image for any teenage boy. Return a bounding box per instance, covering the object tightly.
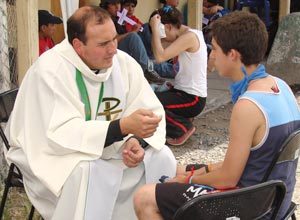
[133,11,300,220]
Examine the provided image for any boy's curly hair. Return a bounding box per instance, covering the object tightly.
[211,11,268,65]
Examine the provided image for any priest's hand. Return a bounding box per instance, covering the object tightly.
[120,109,162,138]
[122,137,145,168]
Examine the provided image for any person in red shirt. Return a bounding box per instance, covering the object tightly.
[121,0,143,33]
[38,10,63,56]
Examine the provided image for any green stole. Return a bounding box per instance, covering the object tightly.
[76,69,104,121]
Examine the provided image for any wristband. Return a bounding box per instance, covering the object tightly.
[186,163,209,173]
[188,175,194,184]
[185,166,195,183]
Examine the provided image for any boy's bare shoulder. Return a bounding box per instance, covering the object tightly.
[231,99,265,127]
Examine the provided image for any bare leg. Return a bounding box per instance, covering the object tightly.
[134,184,163,220]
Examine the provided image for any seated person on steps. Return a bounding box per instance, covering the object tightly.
[134,11,300,220]
[100,0,173,84]
[136,0,180,79]
[149,6,207,146]
[121,0,143,33]
[203,0,224,16]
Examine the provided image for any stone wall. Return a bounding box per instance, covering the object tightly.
[267,12,300,85]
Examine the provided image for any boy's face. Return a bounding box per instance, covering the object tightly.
[107,3,121,17]
[122,2,135,16]
[210,37,233,77]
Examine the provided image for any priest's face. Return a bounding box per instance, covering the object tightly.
[76,19,118,69]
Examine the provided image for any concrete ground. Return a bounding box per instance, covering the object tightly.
[202,71,231,114]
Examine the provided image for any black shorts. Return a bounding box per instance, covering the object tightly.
[155,182,214,220]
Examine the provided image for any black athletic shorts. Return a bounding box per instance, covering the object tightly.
[155,182,214,220]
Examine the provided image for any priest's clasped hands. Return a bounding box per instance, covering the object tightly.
[120,109,162,167]
[122,138,145,168]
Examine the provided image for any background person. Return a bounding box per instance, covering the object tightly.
[121,0,143,33]
[100,0,170,84]
[38,10,62,55]
[150,6,207,146]
[203,0,224,16]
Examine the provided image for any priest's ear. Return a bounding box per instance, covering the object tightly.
[72,38,84,56]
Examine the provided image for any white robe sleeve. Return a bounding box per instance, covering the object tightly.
[116,50,166,150]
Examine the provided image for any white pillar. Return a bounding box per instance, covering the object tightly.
[16,0,38,84]
[187,0,202,30]
[60,0,79,36]
[279,0,290,22]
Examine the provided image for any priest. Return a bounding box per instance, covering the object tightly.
[5,6,176,220]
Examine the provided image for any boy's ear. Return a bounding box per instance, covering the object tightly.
[228,49,241,62]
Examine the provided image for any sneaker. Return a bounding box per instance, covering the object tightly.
[166,126,196,146]
[144,70,165,85]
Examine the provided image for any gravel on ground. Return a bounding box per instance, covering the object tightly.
[1,93,299,219]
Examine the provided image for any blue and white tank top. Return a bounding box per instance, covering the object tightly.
[238,77,300,218]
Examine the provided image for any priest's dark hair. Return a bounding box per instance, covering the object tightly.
[67,6,111,45]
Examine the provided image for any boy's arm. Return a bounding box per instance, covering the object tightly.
[188,99,265,188]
